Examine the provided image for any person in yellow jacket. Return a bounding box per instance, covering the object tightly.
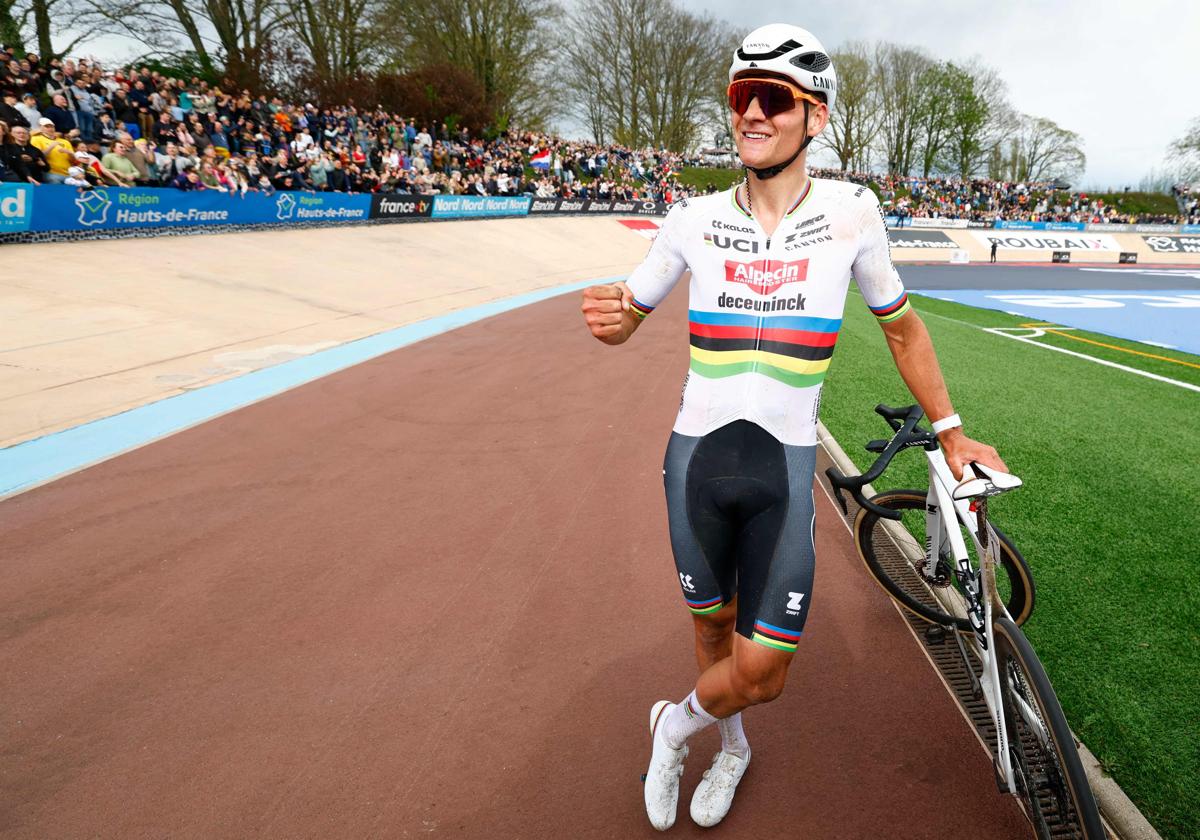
[30,117,75,183]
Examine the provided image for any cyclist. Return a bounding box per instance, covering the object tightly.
[579,23,1009,831]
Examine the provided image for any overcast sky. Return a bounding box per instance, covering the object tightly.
[66,0,1196,189]
[688,0,1198,189]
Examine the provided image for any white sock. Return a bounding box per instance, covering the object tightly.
[718,713,750,759]
[661,689,717,750]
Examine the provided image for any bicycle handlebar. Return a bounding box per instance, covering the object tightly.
[825,403,938,521]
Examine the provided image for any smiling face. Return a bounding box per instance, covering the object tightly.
[730,73,828,172]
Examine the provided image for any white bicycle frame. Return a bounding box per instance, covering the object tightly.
[919,448,1048,795]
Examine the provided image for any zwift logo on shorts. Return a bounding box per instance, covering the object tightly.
[0,184,33,231]
[723,258,808,295]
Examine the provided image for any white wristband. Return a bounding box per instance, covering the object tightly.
[931,413,963,435]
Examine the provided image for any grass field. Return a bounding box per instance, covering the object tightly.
[821,290,1199,840]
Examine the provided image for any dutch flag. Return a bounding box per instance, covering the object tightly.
[530,148,551,170]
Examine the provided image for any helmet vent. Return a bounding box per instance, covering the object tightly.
[790,51,830,72]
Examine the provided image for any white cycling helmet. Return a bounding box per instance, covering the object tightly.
[729,23,837,114]
[729,24,837,179]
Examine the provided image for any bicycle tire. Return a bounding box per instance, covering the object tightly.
[853,489,1035,630]
[993,617,1105,839]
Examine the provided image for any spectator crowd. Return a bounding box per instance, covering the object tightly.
[0,45,1195,226]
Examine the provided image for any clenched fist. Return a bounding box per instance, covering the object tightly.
[581,281,637,345]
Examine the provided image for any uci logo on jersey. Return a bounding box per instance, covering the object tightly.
[703,232,759,253]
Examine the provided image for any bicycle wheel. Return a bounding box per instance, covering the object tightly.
[853,489,1035,631]
[993,617,1105,839]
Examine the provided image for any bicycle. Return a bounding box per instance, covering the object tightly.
[826,404,1105,840]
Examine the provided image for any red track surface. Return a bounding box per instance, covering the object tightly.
[0,289,1029,838]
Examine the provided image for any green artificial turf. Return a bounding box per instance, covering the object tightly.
[820,290,1200,840]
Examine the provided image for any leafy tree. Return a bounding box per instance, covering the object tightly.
[385,0,563,130]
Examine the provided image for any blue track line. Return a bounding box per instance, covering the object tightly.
[1,276,618,497]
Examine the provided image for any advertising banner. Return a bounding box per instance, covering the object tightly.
[967,220,992,228]
[369,193,433,219]
[431,194,530,218]
[887,229,958,249]
[25,184,370,232]
[1141,234,1200,254]
[905,217,968,229]
[0,184,33,232]
[971,230,1121,251]
[1183,225,1200,234]
[528,197,667,215]
[995,220,1086,231]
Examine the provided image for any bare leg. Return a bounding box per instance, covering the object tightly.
[694,633,794,719]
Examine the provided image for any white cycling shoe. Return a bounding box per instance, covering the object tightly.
[644,700,688,831]
[689,749,751,827]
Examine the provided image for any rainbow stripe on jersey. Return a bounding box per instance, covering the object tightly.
[868,291,911,323]
[630,297,655,320]
[688,309,842,388]
[751,620,802,652]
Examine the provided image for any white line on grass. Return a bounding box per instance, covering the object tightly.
[983,329,1200,393]
[854,288,1199,392]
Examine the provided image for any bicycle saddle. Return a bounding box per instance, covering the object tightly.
[952,463,1023,500]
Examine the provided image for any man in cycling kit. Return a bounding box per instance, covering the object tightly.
[580,23,1008,831]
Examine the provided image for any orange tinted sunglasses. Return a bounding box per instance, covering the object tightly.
[727,77,822,119]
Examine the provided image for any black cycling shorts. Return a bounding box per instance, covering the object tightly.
[663,420,817,652]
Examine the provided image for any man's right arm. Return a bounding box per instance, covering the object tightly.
[580,203,688,345]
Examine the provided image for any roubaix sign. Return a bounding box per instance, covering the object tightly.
[1142,235,1200,254]
[970,230,1120,251]
[888,229,958,249]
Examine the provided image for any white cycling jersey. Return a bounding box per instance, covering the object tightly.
[625,178,911,446]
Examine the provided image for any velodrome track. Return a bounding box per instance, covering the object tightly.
[7,216,1190,837]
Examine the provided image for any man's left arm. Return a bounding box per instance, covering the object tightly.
[879,310,1007,480]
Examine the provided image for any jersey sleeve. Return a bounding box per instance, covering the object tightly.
[623,202,689,320]
[851,190,911,324]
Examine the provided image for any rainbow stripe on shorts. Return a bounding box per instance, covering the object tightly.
[685,595,723,615]
[752,620,802,652]
[868,291,912,324]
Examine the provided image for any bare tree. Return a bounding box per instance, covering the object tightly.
[387,0,563,130]
[565,0,731,149]
[79,0,286,87]
[3,0,94,60]
[284,0,385,89]
[873,43,932,176]
[1014,115,1085,182]
[1169,116,1200,181]
[817,41,880,170]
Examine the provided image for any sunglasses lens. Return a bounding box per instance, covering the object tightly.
[729,81,797,119]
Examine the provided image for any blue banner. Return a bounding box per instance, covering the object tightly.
[1182,224,1200,234]
[0,184,34,232]
[431,194,530,218]
[24,184,371,233]
[994,220,1085,231]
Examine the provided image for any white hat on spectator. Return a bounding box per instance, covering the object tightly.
[38,117,54,126]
